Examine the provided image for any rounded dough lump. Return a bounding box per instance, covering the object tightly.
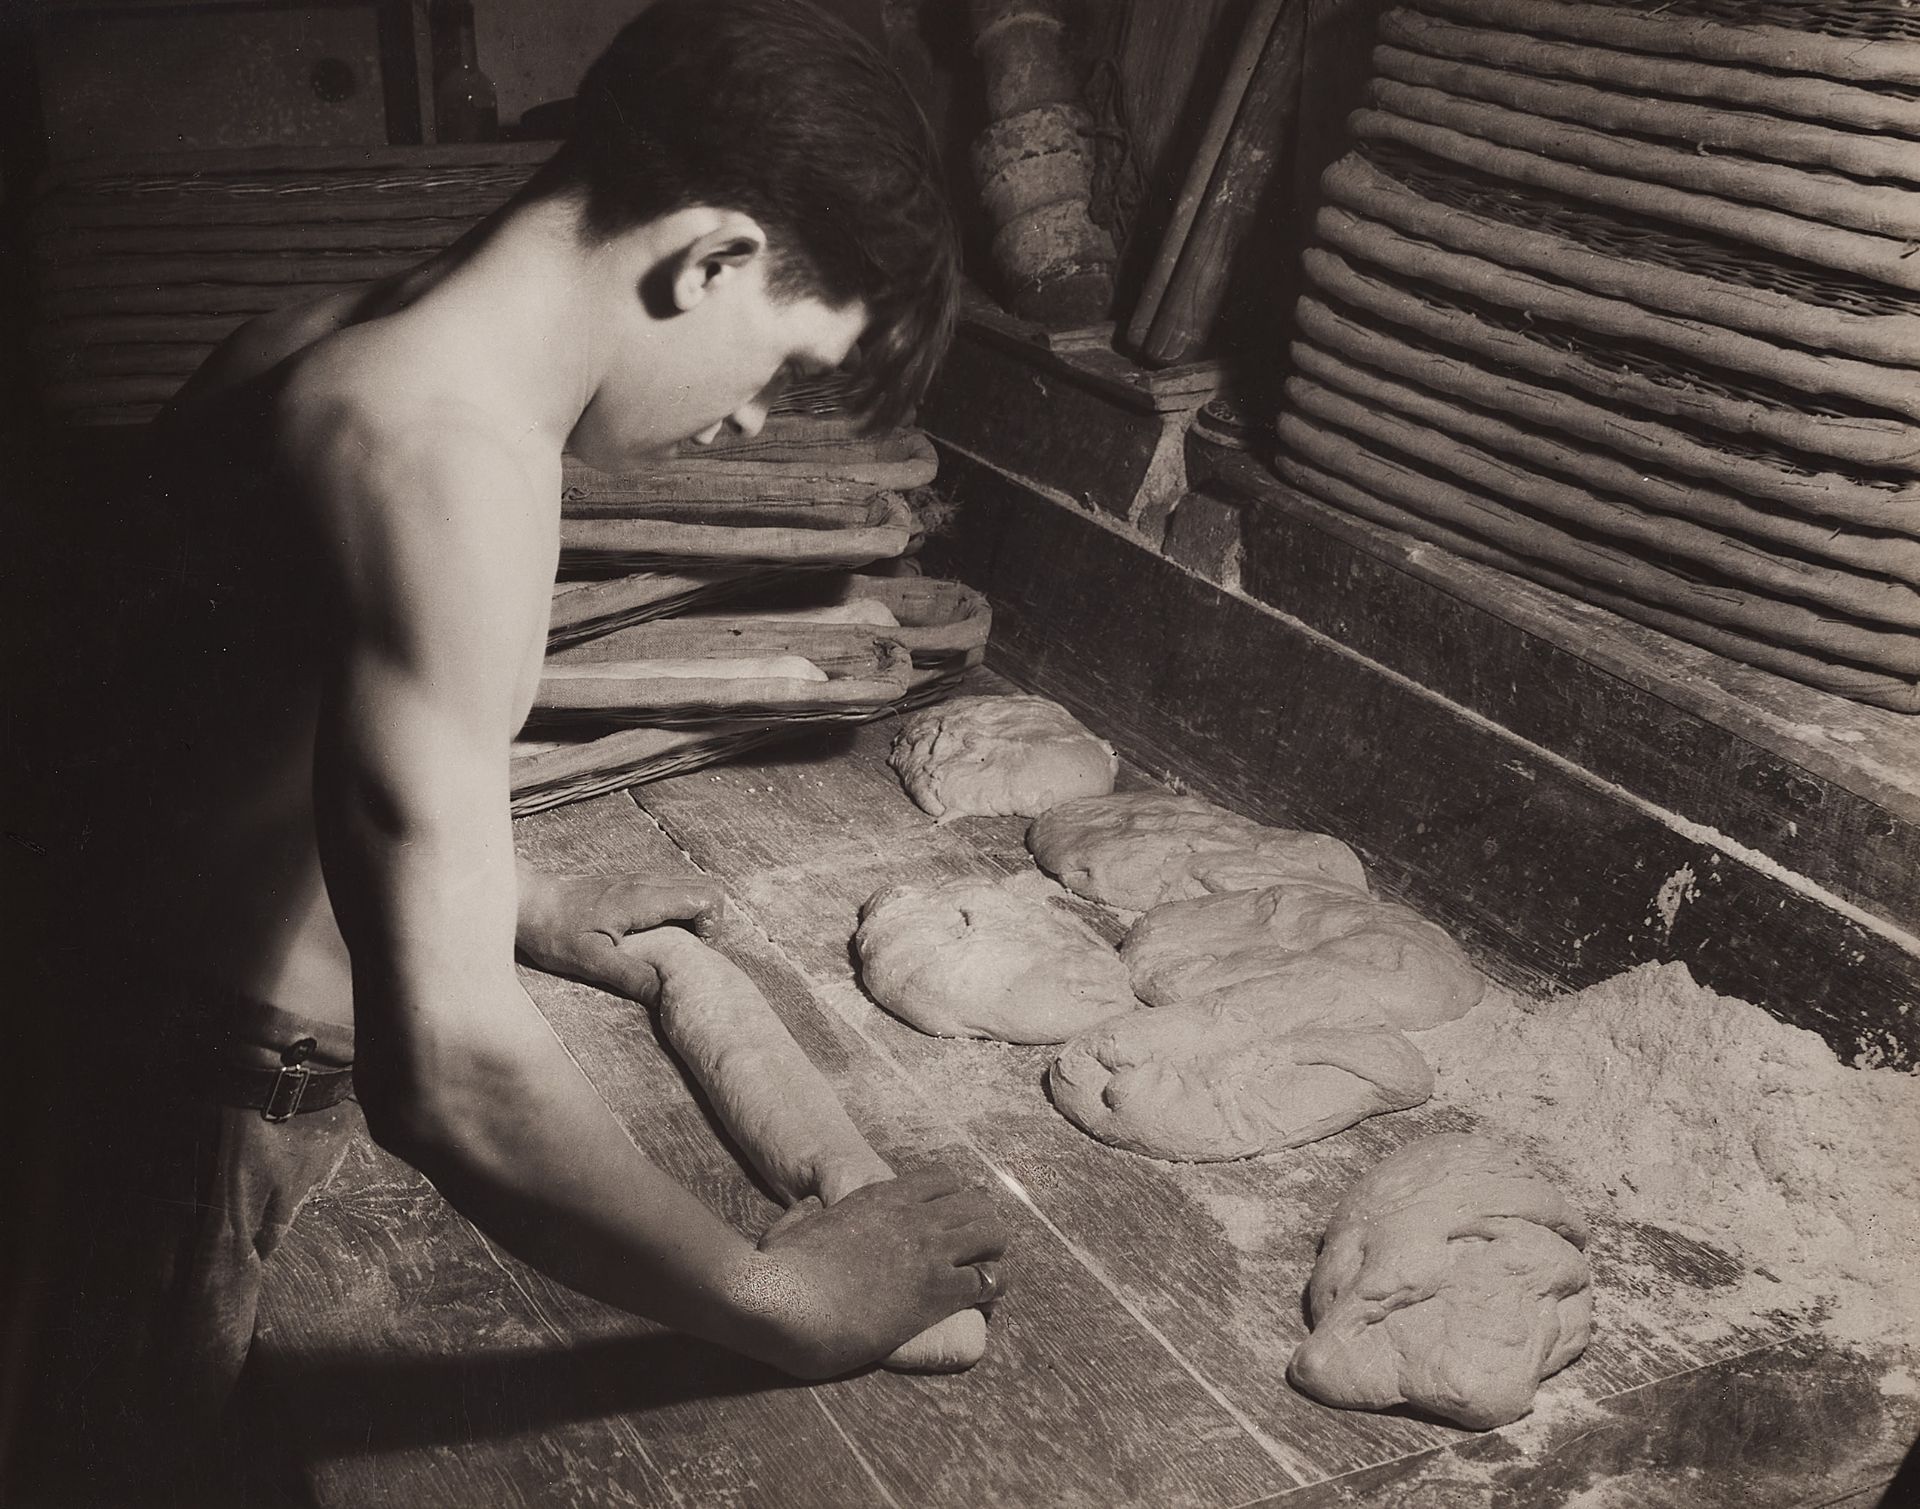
[1049,996,1433,1161]
[889,694,1117,820]
[856,879,1140,1043]
[1027,790,1368,911]
[1120,882,1485,1031]
[1287,1134,1593,1429]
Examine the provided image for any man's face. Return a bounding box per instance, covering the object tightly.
[570,252,868,471]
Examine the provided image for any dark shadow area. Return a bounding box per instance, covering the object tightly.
[248,1331,796,1459]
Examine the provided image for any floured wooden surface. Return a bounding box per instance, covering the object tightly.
[251,670,1916,1507]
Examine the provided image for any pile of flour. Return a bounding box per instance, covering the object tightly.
[1416,961,1919,1345]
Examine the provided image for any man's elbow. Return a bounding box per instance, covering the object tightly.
[354,1043,526,1180]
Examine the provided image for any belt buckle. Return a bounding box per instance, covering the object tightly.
[262,1038,317,1122]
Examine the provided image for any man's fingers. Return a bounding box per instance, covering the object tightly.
[939,1215,1010,1268]
[610,877,727,931]
[760,1196,822,1246]
[928,1187,998,1231]
[934,1257,1005,1307]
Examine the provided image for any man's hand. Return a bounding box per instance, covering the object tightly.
[516,866,728,998]
[738,1167,1009,1379]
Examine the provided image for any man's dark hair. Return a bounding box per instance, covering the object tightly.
[543,0,957,431]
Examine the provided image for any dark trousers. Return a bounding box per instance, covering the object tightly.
[6,995,357,1506]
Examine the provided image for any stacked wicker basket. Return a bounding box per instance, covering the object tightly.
[512,415,991,816]
[1276,0,1920,711]
[26,146,990,809]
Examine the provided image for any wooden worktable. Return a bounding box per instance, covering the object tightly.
[248,674,1916,1508]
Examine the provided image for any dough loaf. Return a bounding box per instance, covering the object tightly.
[630,930,990,1373]
[1120,883,1485,1031]
[1288,1134,1592,1429]
[1028,790,1368,911]
[856,879,1140,1043]
[1049,997,1432,1161]
[889,694,1117,820]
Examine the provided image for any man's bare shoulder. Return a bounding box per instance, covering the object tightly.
[274,325,553,534]
[268,325,562,648]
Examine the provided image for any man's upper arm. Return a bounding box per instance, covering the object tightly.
[307,417,554,1000]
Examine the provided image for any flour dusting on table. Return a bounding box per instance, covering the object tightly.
[1416,962,1919,1346]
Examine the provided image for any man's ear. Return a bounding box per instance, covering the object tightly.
[667,212,770,313]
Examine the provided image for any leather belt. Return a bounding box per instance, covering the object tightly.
[197,1037,355,1121]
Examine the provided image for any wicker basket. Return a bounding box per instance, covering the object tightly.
[514,573,988,811]
[509,722,792,818]
[561,428,939,499]
[675,573,992,668]
[557,491,915,571]
[533,625,912,727]
[1276,6,1920,709]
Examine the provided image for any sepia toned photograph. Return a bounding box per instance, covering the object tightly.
[1,1,1915,1504]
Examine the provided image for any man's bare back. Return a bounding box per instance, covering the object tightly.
[143,242,556,1036]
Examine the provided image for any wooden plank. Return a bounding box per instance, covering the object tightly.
[1245,1333,1918,1508]
[254,1140,711,1507]
[627,703,1807,1486]
[509,795,1296,1509]
[252,1003,892,1506]
[920,331,1191,534]
[917,445,1920,1067]
[1195,448,1920,929]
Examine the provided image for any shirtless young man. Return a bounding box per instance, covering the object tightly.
[11,0,1004,1493]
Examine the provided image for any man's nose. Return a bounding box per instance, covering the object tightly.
[728,397,769,440]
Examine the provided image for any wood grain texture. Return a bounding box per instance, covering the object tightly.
[257,1137,882,1509]
[920,329,1189,531]
[1125,0,1287,356]
[1194,446,1920,927]
[1243,1333,1917,1508]
[1140,0,1307,368]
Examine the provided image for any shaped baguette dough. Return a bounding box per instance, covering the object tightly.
[1288,1134,1592,1429]
[1049,996,1433,1161]
[855,879,1140,1043]
[1027,790,1368,911]
[634,930,988,1372]
[890,693,1117,820]
[540,656,829,681]
[1120,883,1485,1031]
